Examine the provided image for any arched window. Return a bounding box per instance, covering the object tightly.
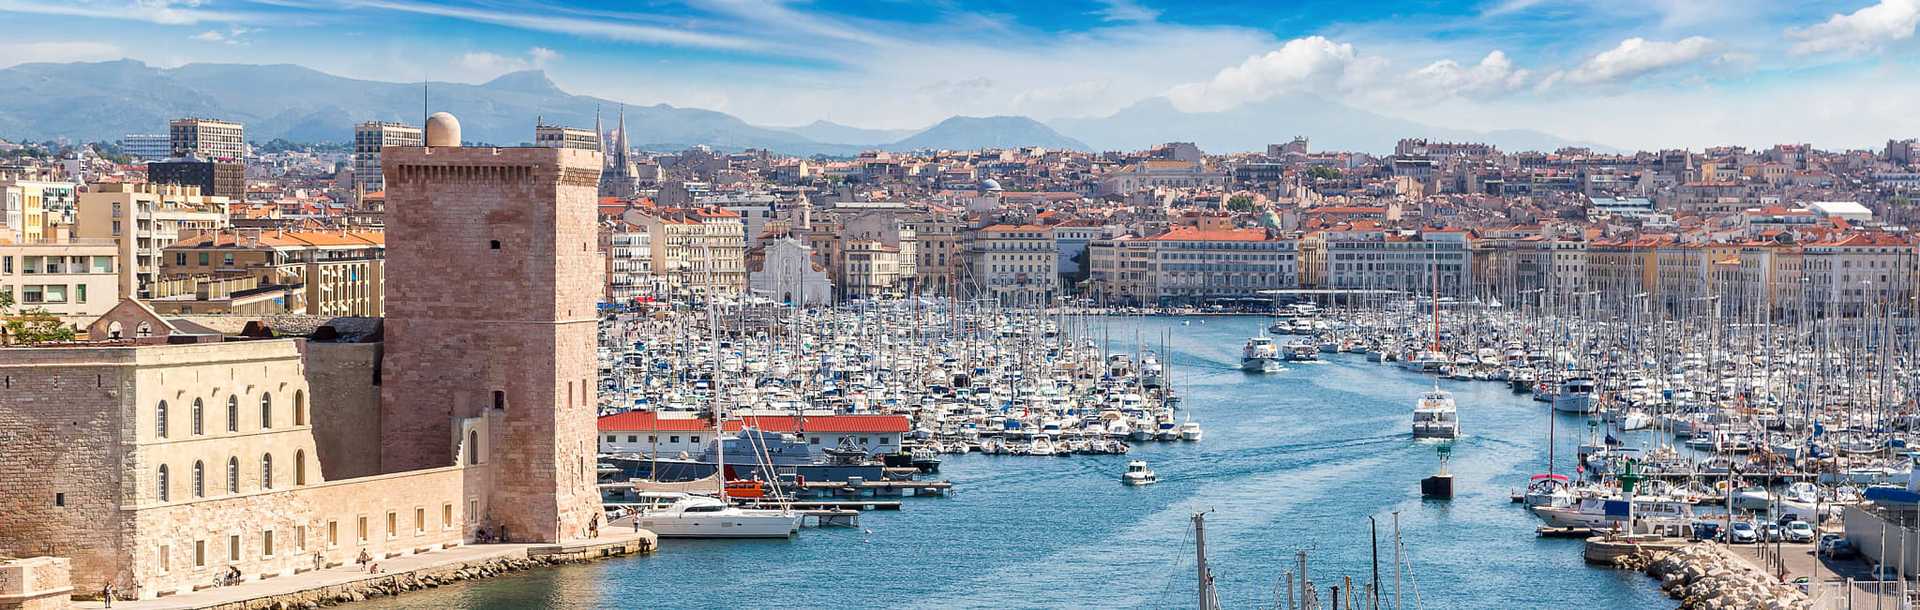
[157,465,170,502]
[192,461,205,497]
[135,321,152,338]
[226,457,239,494]
[467,430,480,465]
[191,399,204,435]
[259,393,273,429]
[261,454,274,490]
[294,450,307,485]
[226,396,239,432]
[156,400,169,438]
[107,320,124,339]
[293,390,306,426]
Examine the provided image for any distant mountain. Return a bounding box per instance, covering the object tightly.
[768,120,917,147]
[0,61,863,155]
[1048,95,1619,155]
[884,116,1089,152]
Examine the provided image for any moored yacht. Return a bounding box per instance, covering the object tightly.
[1551,375,1598,414]
[632,492,801,538]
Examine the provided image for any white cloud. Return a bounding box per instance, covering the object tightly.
[339,0,764,51]
[1408,50,1530,97]
[1561,36,1716,84]
[0,41,123,67]
[1788,0,1920,55]
[191,27,253,45]
[1094,0,1160,23]
[1165,36,1361,112]
[452,47,563,81]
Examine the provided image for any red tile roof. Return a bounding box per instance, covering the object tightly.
[597,412,909,434]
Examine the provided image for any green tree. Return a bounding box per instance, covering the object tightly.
[1227,195,1256,212]
[0,290,76,345]
[1306,166,1342,180]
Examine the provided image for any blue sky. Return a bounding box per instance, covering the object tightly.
[2,0,1918,149]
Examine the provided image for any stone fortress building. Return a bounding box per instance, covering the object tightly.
[0,112,607,601]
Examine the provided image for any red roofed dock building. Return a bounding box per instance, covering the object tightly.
[597,412,910,456]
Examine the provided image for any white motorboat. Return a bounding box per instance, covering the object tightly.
[1242,336,1283,373]
[1121,460,1158,485]
[1530,496,1693,529]
[1179,419,1204,442]
[632,492,800,538]
[1028,435,1057,456]
[1411,388,1460,440]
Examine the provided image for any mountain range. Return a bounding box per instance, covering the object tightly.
[0,60,1615,156]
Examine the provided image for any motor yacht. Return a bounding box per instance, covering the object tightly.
[1121,460,1158,486]
[631,492,800,538]
[1411,388,1460,440]
[1242,336,1284,373]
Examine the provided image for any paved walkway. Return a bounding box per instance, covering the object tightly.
[1723,541,1904,608]
[79,529,655,610]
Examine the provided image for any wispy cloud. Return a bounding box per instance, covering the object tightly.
[1558,36,1717,85]
[1093,0,1159,23]
[334,0,766,51]
[0,0,255,25]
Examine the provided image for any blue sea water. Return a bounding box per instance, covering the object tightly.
[356,315,1670,609]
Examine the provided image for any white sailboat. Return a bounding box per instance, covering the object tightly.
[636,297,799,539]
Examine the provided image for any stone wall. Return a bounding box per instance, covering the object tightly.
[304,343,382,480]
[0,347,133,595]
[129,462,490,598]
[0,557,72,610]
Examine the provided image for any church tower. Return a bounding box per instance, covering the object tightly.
[599,105,637,198]
[380,112,605,543]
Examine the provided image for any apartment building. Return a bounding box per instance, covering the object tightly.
[1322,228,1472,296]
[967,224,1058,306]
[636,207,746,297]
[75,183,230,299]
[169,118,246,161]
[154,229,386,316]
[0,238,119,324]
[351,122,423,195]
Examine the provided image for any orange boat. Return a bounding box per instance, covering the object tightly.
[724,480,769,499]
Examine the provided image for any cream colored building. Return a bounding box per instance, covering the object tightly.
[635,207,746,297]
[967,224,1058,306]
[75,183,230,299]
[0,178,78,244]
[0,238,119,325]
[170,118,246,161]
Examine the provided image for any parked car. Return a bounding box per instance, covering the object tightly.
[1784,521,1816,544]
[1759,522,1782,542]
[1867,564,1901,582]
[1729,521,1759,544]
[1819,534,1857,559]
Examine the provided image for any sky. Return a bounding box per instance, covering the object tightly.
[2,0,1919,150]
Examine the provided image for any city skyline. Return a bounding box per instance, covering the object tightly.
[1,0,1918,151]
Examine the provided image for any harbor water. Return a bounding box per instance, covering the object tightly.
[357,315,1671,609]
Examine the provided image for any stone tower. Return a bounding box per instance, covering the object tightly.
[380,112,604,543]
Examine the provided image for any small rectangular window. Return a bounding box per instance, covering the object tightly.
[328,521,339,548]
[295,526,307,552]
[357,516,368,543]
[415,508,425,535]
[195,540,207,568]
[159,544,171,573]
[228,535,241,562]
[54,492,64,507]
[443,503,454,530]
[262,530,275,558]
[387,511,397,539]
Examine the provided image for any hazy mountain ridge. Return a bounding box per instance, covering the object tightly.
[0,60,1614,157]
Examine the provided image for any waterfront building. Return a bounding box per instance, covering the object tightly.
[74,183,230,299]
[966,224,1058,306]
[597,412,909,457]
[1141,227,1297,304]
[169,118,246,161]
[634,207,747,297]
[352,121,423,195]
[1322,227,1472,296]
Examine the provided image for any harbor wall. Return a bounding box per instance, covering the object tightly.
[1842,504,1920,577]
[305,342,384,480]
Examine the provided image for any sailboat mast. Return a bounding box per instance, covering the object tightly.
[1194,511,1212,610]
